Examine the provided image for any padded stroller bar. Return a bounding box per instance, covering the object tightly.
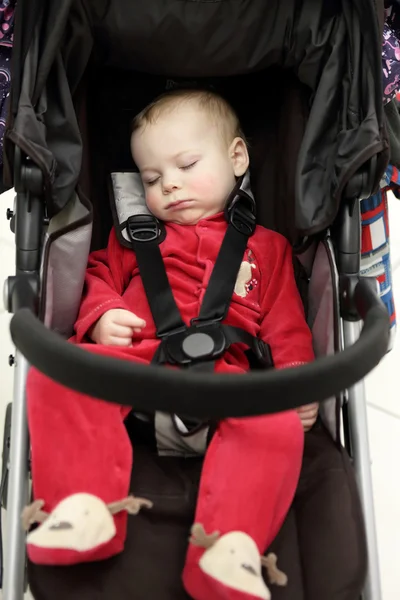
[10,279,389,418]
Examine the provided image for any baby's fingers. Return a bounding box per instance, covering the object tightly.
[110,323,136,339]
[114,310,146,329]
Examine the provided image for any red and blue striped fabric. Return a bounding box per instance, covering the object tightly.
[360,165,400,349]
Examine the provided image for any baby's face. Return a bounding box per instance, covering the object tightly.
[131,103,248,225]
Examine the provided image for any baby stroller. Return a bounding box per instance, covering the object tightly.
[0,0,393,599]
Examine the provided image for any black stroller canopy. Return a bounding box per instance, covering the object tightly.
[6,0,387,233]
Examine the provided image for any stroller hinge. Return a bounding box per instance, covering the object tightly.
[339,274,361,321]
[4,150,43,314]
[5,274,39,313]
[335,199,360,276]
[335,200,362,321]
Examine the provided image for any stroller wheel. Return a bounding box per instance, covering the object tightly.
[1,403,12,510]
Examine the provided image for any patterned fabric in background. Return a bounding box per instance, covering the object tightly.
[360,166,400,350]
[0,45,12,166]
[0,0,16,167]
[0,0,14,47]
[0,0,15,167]
[383,2,400,104]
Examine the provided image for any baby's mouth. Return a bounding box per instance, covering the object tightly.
[167,199,194,210]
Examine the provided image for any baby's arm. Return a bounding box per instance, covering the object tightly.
[258,233,317,430]
[74,229,145,344]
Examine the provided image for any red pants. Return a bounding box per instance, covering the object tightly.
[27,344,304,564]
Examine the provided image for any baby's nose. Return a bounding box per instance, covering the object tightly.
[163,178,181,194]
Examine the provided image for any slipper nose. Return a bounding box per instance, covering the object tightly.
[49,521,73,531]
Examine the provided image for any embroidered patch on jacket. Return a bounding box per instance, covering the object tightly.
[234,250,258,298]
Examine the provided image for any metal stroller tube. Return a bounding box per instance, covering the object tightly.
[2,353,30,600]
[9,278,389,418]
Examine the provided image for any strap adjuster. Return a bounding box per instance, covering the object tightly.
[127,214,163,243]
[252,338,274,369]
[227,195,256,236]
[190,316,223,328]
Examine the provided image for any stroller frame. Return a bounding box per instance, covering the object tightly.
[0,0,391,595]
[1,158,384,600]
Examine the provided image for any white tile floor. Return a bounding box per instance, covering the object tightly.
[0,188,399,599]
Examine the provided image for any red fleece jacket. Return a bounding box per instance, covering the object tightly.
[73,212,314,372]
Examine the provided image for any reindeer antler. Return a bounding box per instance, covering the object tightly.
[260,553,288,587]
[21,500,49,531]
[189,523,220,549]
[107,495,153,515]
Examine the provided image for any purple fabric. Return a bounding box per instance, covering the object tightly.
[383,3,400,103]
[0,0,15,166]
[0,45,11,164]
[0,0,15,48]
[383,24,400,103]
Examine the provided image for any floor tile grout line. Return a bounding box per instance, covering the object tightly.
[366,401,400,422]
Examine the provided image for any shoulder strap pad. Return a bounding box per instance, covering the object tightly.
[109,171,151,249]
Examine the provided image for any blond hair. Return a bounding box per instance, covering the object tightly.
[131,88,246,146]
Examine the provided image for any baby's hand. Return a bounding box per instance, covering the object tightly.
[296,402,319,432]
[89,309,146,347]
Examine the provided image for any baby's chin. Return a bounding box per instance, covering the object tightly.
[166,208,218,226]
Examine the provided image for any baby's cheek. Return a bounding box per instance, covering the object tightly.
[191,174,220,199]
[145,190,160,214]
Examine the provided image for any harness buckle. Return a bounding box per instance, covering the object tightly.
[227,194,256,236]
[127,214,162,243]
[162,323,227,366]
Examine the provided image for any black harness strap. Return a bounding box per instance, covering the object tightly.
[196,194,257,323]
[127,194,257,341]
[150,324,272,370]
[126,215,185,337]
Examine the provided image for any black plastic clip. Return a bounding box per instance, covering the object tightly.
[226,194,256,236]
[127,214,163,243]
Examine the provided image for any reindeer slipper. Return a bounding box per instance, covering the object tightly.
[22,492,153,565]
[183,524,287,600]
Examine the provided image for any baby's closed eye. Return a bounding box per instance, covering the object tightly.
[180,161,197,170]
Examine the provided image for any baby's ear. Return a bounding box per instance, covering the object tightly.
[229,137,249,177]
